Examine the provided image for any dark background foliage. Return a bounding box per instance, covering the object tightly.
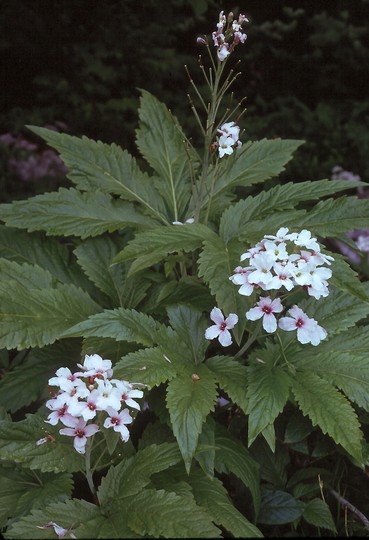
[1,0,369,201]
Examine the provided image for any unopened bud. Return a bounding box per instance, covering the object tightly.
[228,12,234,23]
[196,36,208,46]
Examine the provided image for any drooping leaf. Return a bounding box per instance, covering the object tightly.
[188,469,263,538]
[62,307,170,347]
[246,363,292,446]
[302,497,337,532]
[0,414,84,473]
[0,188,153,238]
[258,488,305,525]
[136,90,198,220]
[206,356,249,413]
[198,235,252,343]
[214,425,261,514]
[125,488,221,538]
[166,364,218,472]
[28,125,168,223]
[167,305,207,365]
[291,372,363,463]
[0,280,100,350]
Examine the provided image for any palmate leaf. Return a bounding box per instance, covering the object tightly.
[291,372,363,463]
[0,467,73,527]
[207,138,303,206]
[124,488,221,538]
[0,188,153,239]
[136,90,198,220]
[198,235,252,343]
[245,363,292,447]
[28,125,168,224]
[98,443,182,506]
[166,364,218,472]
[0,280,100,350]
[206,356,249,413]
[62,307,170,347]
[0,414,84,473]
[219,179,359,243]
[112,222,215,270]
[0,341,81,413]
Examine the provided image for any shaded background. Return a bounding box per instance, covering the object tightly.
[1,0,369,200]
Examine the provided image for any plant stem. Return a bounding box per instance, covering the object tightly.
[84,437,97,499]
[235,323,261,358]
[330,488,369,530]
[275,332,295,374]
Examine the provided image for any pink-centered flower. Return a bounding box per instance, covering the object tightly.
[205,307,238,347]
[59,417,99,454]
[103,407,133,442]
[246,296,283,333]
[278,305,327,346]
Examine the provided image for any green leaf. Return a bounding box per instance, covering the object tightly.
[0,467,72,527]
[291,372,363,462]
[0,188,153,239]
[198,236,252,343]
[0,280,100,350]
[329,252,369,301]
[196,416,216,478]
[136,90,198,220]
[188,469,263,538]
[0,259,54,289]
[98,443,182,505]
[214,425,261,514]
[303,497,337,532]
[206,356,249,413]
[112,222,215,271]
[284,409,314,444]
[62,307,169,346]
[28,125,167,224]
[246,364,292,446]
[167,305,207,364]
[219,179,357,243]
[125,488,221,538]
[298,196,369,236]
[0,414,84,473]
[0,341,81,413]
[249,438,289,489]
[258,489,305,525]
[166,364,217,472]
[113,346,177,388]
[209,138,304,203]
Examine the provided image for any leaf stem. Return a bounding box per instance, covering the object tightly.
[84,437,97,499]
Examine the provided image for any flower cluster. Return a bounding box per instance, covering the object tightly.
[217,121,242,158]
[205,228,333,348]
[211,11,248,62]
[42,353,144,454]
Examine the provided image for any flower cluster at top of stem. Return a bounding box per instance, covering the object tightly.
[41,354,144,454]
[205,228,333,348]
[211,11,248,62]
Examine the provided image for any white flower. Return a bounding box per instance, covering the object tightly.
[111,379,144,410]
[56,378,90,407]
[247,252,274,287]
[264,227,298,243]
[48,367,80,387]
[45,397,76,427]
[266,262,295,291]
[37,521,76,539]
[218,121,240,143]
[172,218,195,225]
[217,43,230,62]
[59,417,99,454]
[218,134,234,157]
[68,389,101,420]
[293,230,320,252]
[95,379,122,411]
[246,296,283,333]
[278,305,327,346]
[263,240,289,261]
[229,266,256,296]
[77,353,113,379]
[103,407,133,442]
[205,307,238,347]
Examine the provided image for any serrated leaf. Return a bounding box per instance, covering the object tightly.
[329,252,369,301]
[0,414,84,473]
[206,356,249,413]
[98,443,182,505]
[258,489,305,525]
[196,416,216,478]
[62,307,169,346]
[136,90,198,220]
[209,139,303,205]
[246,364,292,446]
[291,372,363,462]
[0,341,81,413]
[249,438,289,489]
[126,487,221,538]
[166,364,217,472]
[198,236,252,343]
[0,259,55,289]
[112,222,215,271]
[188,469,263,538]
[303,497,336,532]
[167,305,207,364]
[0,280,100,350]
[28,125,167,223]
[113,346,177,388]
[0,188,153,238]
[219,179,358,243]
[0,467,73,527]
